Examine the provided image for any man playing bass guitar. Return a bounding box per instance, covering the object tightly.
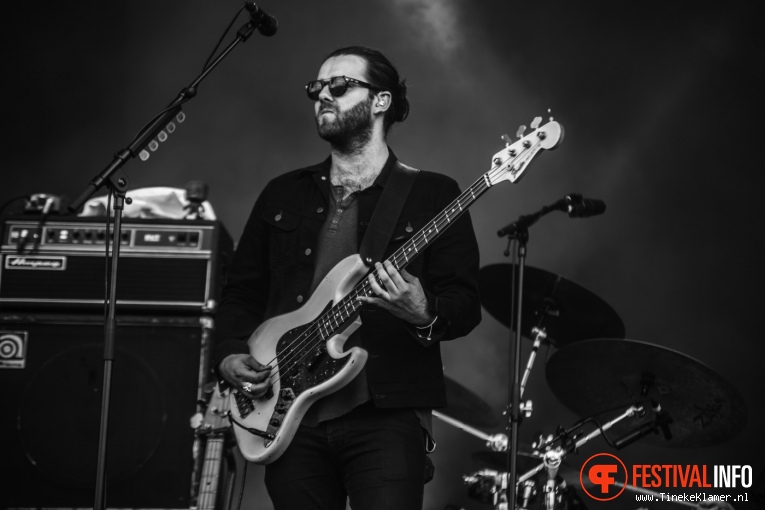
[213,45,481,510]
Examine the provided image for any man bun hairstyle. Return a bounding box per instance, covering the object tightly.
[324,46,409,134]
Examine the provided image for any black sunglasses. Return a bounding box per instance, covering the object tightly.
[305,75,378,101]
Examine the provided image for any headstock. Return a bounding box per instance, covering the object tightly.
[488,117,563,186]
[196,383,231,435]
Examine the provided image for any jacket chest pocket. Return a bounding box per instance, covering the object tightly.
[263,207,300,269]
[386,214,431,275]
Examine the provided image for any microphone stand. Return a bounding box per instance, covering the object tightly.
[67,10,274,510]
[496,198,569,509]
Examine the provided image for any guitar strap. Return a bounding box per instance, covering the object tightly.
[358,161,419,266]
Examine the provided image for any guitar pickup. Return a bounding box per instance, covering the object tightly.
[305,345,326,371]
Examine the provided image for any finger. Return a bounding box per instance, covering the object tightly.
[358,295,392,311]
[375,262,399,294]
[399,268,419,284]
[240,380,271,399]
[384,260,408,290]
[243,356,272,373]
[367,272,390,300]
[245,369,272,384]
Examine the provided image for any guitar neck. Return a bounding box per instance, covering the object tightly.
[196,436,225,510]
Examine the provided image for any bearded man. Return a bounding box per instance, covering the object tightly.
[213,46,481,510]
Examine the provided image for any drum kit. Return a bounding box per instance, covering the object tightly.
[436,263,747,510]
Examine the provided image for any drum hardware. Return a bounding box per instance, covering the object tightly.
[474,256,628,508]
[433,410,509,451]
[463,469,509,509]
[545,338,747,447]
[520,327,546,398]
[463,404,643,509]
[519,480,537,509]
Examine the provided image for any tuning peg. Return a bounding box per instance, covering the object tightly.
[500,133,512,146]
[530,116,542,129]
[516,125,527,138]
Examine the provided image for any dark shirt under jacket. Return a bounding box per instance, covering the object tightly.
[212,150,481,410]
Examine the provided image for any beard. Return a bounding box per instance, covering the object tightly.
[316,95,374,154]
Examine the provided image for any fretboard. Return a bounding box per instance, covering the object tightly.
[196,437,224,510]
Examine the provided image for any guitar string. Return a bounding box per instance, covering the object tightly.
[264,143,541,388]
[261,140,543,388]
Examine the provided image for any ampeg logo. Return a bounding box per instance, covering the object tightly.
[4,255,67,270]
[580,452,628,501]
[0,331,28,369]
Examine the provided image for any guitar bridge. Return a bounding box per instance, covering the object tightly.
[234,391,255,419]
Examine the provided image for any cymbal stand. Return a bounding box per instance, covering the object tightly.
[432,410,509,452]
[520,326,546,398]
[517,404,643,485]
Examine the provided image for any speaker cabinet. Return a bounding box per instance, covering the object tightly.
[0,313,208,508]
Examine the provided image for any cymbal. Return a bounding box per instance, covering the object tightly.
[479,264,625,345]
[546,339,747,447]
[443,376,501,428]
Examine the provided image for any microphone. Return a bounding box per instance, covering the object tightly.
[495,193,606,237]
[613,401,672,449]
[564,193,606,218]
[244,2,278,36]
[613,420,658,450]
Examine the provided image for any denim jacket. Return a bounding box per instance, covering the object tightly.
[213,151,481,408]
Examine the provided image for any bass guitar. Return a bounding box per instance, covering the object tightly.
[229,117,563,464]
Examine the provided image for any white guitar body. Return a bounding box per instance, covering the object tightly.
[228,118,563,464]
[230,254,369,464]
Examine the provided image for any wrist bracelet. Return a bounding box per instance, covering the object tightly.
[416,315,438,341]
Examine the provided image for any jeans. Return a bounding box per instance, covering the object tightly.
[264,401,426,510]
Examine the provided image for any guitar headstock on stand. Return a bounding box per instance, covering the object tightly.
[191,383,232,510]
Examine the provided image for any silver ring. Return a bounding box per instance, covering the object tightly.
[242,382,253,392]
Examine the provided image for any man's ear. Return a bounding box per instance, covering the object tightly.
[374,91,392,112]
